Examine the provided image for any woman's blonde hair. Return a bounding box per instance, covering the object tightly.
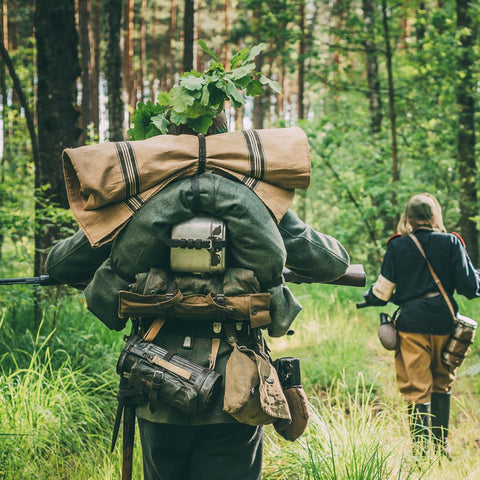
[397,193,446,234]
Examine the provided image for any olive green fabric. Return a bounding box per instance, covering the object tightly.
[46,174,349,287]
[45,173,349,425]
[279,209,351,283]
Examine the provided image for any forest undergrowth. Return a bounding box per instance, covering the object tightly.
[1,282,479,479]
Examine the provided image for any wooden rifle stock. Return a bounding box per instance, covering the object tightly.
[283,264,366,287]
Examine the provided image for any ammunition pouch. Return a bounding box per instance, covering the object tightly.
[118,290,271,328]
[117,267,271,328]
[117,335,222,415]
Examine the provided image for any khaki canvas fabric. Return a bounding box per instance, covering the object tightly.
[223,344,291,426]
[395,331,456,403]
[118,290,272,328]
[63,126,311,246]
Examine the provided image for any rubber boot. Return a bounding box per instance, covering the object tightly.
[431,392,451,459]
[408,402,430,457]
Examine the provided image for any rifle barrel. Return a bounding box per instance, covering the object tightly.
[0,275,59,286]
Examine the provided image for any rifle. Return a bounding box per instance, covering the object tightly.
[0,264,366,288]
[0,275,60,286]
[283,264,366,287]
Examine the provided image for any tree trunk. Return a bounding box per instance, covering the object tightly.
[138,0,146,103]
[78,0,92,144]
[224,0,230,67]
[381,0,399,223]
[362,0,382,133]
[34,0,80,276]
[0,1,7,260]
[123,0,134,116]
[297,0,305,121]
[456,0,478,263]
[6,0,17,50]
[91,0,101,137]
[183,0,194,72]
[167,0,177,89]
[104,0,124,141]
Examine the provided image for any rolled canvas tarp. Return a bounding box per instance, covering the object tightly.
[63,126,311,246]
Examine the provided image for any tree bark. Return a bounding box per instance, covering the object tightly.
[123,0,134,115]
[456,0,478,262]
[183,0,195,72]
[297,0,305,120]
[167,0,177,89]
[224,0,230,67]
[78,0,92,144]
[362,0,382,133]
[138,0,146,103]
[91,0,101,137]
[104,0,124,141]
[34,0,80,275]
[381,0,399,223]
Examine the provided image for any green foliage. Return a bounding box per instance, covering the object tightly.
[127,41,280,138]
[1,283,480,478]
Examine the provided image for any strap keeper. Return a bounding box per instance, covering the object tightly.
[198,133,206,174]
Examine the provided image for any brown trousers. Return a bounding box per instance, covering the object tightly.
[395,332,456,404]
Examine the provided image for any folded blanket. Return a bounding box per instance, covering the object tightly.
[62,126,310,246]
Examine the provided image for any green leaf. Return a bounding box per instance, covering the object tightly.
[157,91,170,106]
[260,76,281,94]
[151,113,170,135]
[246,80,264,97]
[180,75,205,91]
[198,39,219,62]
[170,86,196,112]
[229,64,256,81]
[200,85,210,106]
[170,110,188,126]
[224,79,245,108]
[230,48,249,69]
[244,43,266,63]
[189,115,214,134]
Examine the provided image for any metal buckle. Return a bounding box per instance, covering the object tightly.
[213,322,222,334]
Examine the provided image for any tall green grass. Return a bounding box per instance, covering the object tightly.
[0,314,140,479]
[264,285,480,480]
[1,284,480,479]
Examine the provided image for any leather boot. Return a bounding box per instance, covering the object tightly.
[431,392,451,459]
[408,402,430,456]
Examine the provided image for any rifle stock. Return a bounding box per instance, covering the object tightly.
[283,264,366,287]
[0,264,366,288]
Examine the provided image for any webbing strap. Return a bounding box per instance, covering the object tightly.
[409,234,456,321]
[198,133,206,173]
[208,338,221,370]
[143,319,166,342]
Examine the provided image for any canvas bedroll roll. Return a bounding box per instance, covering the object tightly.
[62,127,311,246]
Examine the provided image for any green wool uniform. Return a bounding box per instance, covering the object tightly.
[46,171,349,480]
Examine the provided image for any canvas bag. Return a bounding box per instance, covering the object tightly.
[223,340,291,426]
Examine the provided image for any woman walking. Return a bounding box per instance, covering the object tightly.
[361,193,480,457]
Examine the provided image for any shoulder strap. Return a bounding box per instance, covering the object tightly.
[409,234,456,321]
